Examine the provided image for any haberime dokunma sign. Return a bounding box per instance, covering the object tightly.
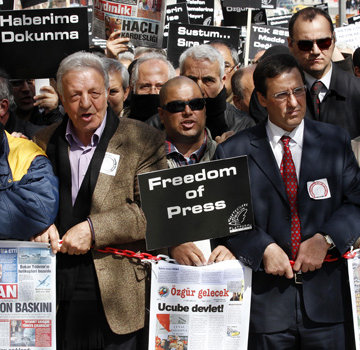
[138,157,254,251]
[0,7,89,79]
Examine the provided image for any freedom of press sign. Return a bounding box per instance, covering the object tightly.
[138,157,254,250]
[0,7,89,78]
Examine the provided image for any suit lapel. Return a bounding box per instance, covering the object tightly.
[298,119,323,196]
[249,125,288,203]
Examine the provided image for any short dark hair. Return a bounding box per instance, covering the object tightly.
[253,54,305,96]
[289,7,334,39]
[353,47,360,69]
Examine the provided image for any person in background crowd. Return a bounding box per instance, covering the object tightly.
[125,53,176,121]
[232,65,256,115]
[10,78,62,126]
[214,53,360,350]
[158,76,235,265]
[353,46,360,78]
[288,6,360,138]
[209,40,240,104]
[179,44,255,138]
[103,58,130,118]
[0,120,58,241]
[34,51,167,350]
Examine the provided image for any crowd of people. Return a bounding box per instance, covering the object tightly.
[2,5,360,350]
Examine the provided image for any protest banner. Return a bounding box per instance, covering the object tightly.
[223,0,261,8]
[222,6,265,27]
[348,250,360,349]
[163,2,189,48]
[0,7,89,78]
[248,24,288,60]
[0,0,15,10]
[138,156,253,251]
[20,0,47,8]
[334,24,360,51]
[149,259,252,350]
[348,14,360,25]
[177,0,214,25]
[0,241,56,350]
[267,14,292,28]
[166,22,241,68]
[93,0,166,48]
[260,0,276,9]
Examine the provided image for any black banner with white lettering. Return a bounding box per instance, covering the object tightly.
[223,0,261,8]
[138,157,254,250]
[167,22,240,67]
[348,14,360,24]
[222,7,265,27]
[0,0,14,10]
[314,3,329,14]
[267,14,292,28]
[249,24,288,59]
[163,2,189,48]
[0,7,89,79]
[177,0,214,25]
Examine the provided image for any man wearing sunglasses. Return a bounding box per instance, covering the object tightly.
[213,53,360,349]
[288,7,360,138]
[159,76,235,266]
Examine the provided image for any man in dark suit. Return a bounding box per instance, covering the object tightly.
[35,51,167,349]
[288,7,360,139]
[214,53,360,349]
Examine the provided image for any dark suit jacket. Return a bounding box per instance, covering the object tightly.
[306,64,360,139]
[35,109,167,335]
[214,118,360,333]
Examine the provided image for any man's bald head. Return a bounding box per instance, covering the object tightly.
[159,76,202,107]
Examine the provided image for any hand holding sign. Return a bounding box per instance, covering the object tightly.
[106,32,131,59]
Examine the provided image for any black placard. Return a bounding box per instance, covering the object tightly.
[20,0,47,8]
[0,7,89,79]
[267,14,292,28]
[222,7,265,27]
[167,22,240,67]
[249,24,288,59]
[177,0,214,25]
[0,0,14,10]
[348,14,360,24]
[314,2,329,13]
[163,2,189,48]
[138,157,254,250]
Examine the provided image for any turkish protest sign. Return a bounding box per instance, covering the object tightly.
[93,0,166,48]
[223,0,261,9]
[0,7,89,79]
[267,14,292,28]
[177,0,214,25]
[149,260,252,350]
[0,0,14,10]
[138,157,253,251]
[348,14,360,25]
[163,2,189,48]
[222,7,265,27]
[334,23,360,51]
[167,22,241,68]
[248,24,288,60]
[0,241,56,350]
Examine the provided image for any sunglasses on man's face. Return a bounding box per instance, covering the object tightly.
[294,37,333,52]
[161,98,206,113]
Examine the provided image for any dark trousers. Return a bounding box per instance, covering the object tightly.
[248,286,354,350]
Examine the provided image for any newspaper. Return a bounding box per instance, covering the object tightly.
[0,241,56,350]
[149,260,252,350]
[348,250,360,349]
[93,0,166,48]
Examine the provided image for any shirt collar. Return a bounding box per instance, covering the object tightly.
[65,112,107,148]
[266,118,304,149]
[305,63,332,91]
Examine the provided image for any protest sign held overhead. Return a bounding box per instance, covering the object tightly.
[167,22,240,68]
[163,2,189,48]
[248,24,288,60]
[267,14,292,28]
[335,24,360,51]
[93,0,166,48]
[138,157,253,251]
[222,7,265,27]
[177,0,214,25]
[0,7,89,78]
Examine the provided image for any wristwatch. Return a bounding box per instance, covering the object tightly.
[323,234,335,250]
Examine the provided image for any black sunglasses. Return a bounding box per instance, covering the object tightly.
[161,98,205,113]
[293,37,333,52]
